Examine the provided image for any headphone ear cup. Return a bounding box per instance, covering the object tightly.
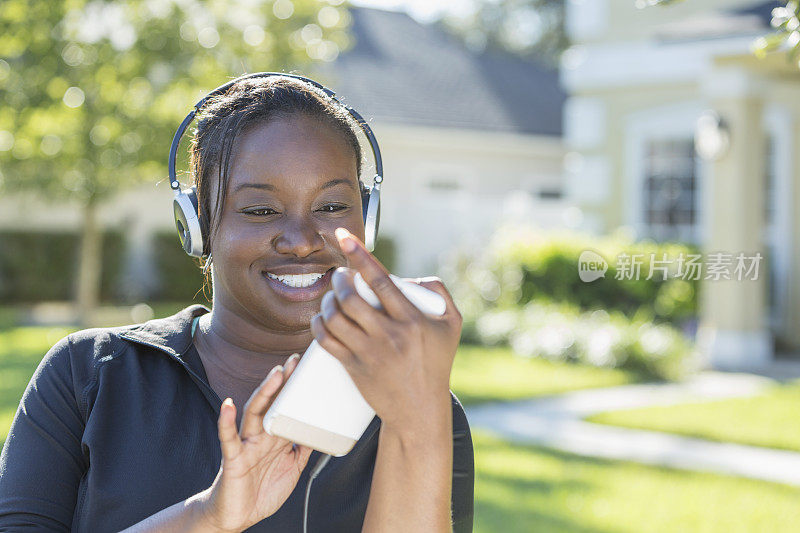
[173,186,205,258]
[363,183,381,252]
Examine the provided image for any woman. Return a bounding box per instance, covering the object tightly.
[0,75,474,532]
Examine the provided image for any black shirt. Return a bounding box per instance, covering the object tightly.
[0,304,474,532]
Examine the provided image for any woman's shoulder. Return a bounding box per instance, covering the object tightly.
[44,304,209,385]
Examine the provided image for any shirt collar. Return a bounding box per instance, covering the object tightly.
[118,303,210,360]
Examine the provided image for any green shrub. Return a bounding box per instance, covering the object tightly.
[439,225,700,380]
[442,225,699,327]
[473,302,699,381]
[99,229,126,301]
[372,235,396,273]
[151,231,208,302]
[0,229,125,303]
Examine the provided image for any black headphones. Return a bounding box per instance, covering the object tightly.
[169,72,384,272]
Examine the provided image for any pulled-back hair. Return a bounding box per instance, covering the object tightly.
[188,75,364,263]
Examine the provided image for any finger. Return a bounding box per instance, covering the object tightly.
[240,365,285,439]
[331,268,390,336]
[310,313,357,369]
[283,352,301,379]
[218,398,243,461]
[259,353,300,427]
[415,277,461,321]
[320,290,371,351]
[293,444,314,468]
[334,227,417,320]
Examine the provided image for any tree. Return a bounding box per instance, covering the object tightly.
[754,1,800,65]
[438,0,568,66]
[0,0,352,325]
[645,1,800,68]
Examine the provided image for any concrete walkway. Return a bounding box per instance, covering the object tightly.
[465,371,800,487]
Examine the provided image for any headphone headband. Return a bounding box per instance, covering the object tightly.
[168,71,383,191]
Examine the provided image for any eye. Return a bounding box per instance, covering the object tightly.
[243,207,279,216]
[317,203,349,213]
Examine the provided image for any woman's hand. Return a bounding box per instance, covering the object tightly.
[199,355,313,533]
[310,228,463,434]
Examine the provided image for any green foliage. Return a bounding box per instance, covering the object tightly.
[443,226,699,327]
[371,235,397,274]
[753,1,800,66]
[151,231,208,303]
[0,0,353,202]
[440,226,699,380]
[0,229,125,302]
[469,301,697,381]
[439,0,567,66]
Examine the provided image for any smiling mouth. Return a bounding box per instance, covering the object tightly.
[263,267,336,288]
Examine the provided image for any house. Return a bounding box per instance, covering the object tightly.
[310,7,567,276]
[561,0,800,369]
[0,6,566,301]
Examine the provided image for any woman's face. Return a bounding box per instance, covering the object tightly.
[208,114,366,332]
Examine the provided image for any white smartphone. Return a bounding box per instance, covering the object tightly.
[262,273,446,456]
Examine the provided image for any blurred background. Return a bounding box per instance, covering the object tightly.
[2,0,800,531]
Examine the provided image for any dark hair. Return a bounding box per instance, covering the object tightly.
[187,75,364,296]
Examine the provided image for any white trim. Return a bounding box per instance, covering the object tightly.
[623,101,707,243]
[696,326,773,371]
[762,104,794,332]
[561,35,762,92]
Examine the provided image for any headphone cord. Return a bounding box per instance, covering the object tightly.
[303,453,331,533]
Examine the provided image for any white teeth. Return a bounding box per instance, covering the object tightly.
[266,272,325,288]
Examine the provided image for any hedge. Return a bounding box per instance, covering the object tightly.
[441,225,700,330]
[0,229,124,303]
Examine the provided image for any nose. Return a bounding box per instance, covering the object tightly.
[272,214,325,258]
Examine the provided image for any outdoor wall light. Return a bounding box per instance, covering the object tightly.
[694,110,730,161]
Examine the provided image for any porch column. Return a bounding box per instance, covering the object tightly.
[783,112,800,348]
[696,87,771,370]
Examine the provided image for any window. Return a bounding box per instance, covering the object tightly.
[642,138,697,242]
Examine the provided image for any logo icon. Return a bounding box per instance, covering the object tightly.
[578,250,607,282]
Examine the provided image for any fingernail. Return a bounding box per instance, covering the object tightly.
[335,228,356,252]
[288,353,300,363]
[223,397,234,408]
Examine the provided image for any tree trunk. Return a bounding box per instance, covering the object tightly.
[76,197,102,327]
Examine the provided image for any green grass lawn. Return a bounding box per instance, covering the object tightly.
[450,344,648,406]
[472,430,800,532]
[0,326,78,443]
[585,378,800,453]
